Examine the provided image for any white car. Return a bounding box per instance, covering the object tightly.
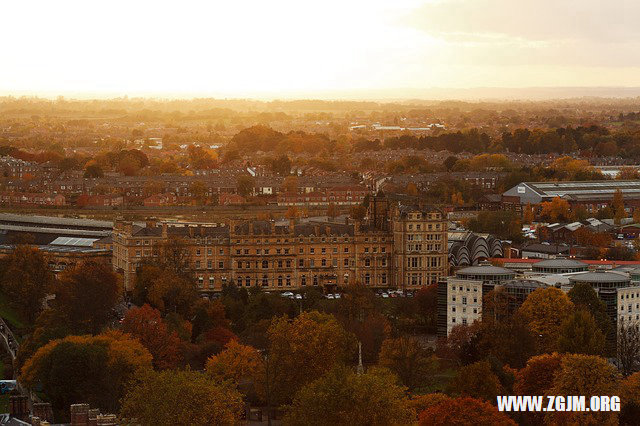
[334,293,341,299]
[326,294,335,299]
[281,291,294,298]
[295,294,303,300]
[381,293,389,298]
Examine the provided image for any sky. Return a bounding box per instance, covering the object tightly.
[2,0,640,99]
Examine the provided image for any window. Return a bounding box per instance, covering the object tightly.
[262,275,268,286]
[262,260,269,268]
[313,275,318,286]
[207,260,212,269]
[278,276,283,286]
[321,259,327,267]
[301,275,306,286]
[209,276,214,287]
[218,261,224,269]
[245,276,251,287]
[286,275,291,286]
[298,258,304,267]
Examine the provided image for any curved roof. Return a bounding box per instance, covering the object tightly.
[456,265,515,276]
[569,271,630,283]
[533,259,588,269]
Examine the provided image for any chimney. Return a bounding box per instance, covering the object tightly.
[188,226,194,238]
[289,218,295,234]
[145,217,157,229]
[162,222,168,238]
[96,414,118,425]
[355,220,361,234]
[9,395,29,421]
[70,403,90,426]
[249,221,254,235]
[314,225,320,236]
[33,402,54,423]
[325,225,331,236]
[270,221,276,234]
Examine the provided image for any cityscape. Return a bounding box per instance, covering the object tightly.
[2,0,640,425]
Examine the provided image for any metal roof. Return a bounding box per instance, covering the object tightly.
[50,236,99,247]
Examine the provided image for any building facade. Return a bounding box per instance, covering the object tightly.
[112,201,449,293]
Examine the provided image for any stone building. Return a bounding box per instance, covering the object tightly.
[112,199,448,293]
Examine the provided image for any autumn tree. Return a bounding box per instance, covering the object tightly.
[132,262,197,317]
[514,352,563,396]
[285,205,299,219]
[518,287,574,353]
[266,311,353,406]
[418,397,516,426]
[619,372,640,425]
[120,369,243,426]
[282,175,299,193]
[522,203,535,224]
[378,335,436,391]
[236,175,255,197]
[447,360,503,402]
[326,202,339,218]
[21,331,152,419]
[613,188,626,225]
[189,180,207,205]
[285,367,413,426]
[547,354,619,425]
[206,339,263,391]
[121,304,183,369]
[0,245,53,325]
[53,261,120,334]
[476,313,536,369]
[540,196,571,222]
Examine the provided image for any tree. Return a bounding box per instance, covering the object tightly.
[540,197,571,222]
[266,311,353,405]
[121,304,183,369]
[120,369,243,426]
[269,154,292,176]
[132,263,197,317]
[548,354,619,425]
[0,245,53,325]
[285,205,299,219]
[282,175,299,193]
[206,339,263,389]
[443,156,458,171]
[613,189,626,225]
[523,203,535,224]
[236,175,255,197]
[477,313,536,369]
[619,372,640,425]
[285,367,413,426]
[326,202,339,218]
[568,282,611,337]
[447,361,503,402]
[83,162,104,178]
[378,335,435,391]
[514,353,563,396]
[556,309,605,355]
[189,180,207,205]
[53,261,120,334]
[618,322,640,376]
[21,331,152,419]
[518,287,574,353]
[418,397,516,426]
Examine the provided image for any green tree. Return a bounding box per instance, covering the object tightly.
[447,361,503,402]
[0,245,53,325]
[285,367,413,426]
[378,335,436,391]
[556,310,606,356]
[21,331,152,419]
[236,175,255,197]
[568,282,611,337]
[53,261,120,334]
[121,369,243,426]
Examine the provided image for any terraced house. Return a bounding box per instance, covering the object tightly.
[112,198,448,294]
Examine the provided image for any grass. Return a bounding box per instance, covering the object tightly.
[0,292,25,330]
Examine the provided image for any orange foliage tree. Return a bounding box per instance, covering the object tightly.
[418,397,516,426]
[121,304,183,369]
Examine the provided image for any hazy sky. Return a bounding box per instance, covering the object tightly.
[2,0,640,98]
